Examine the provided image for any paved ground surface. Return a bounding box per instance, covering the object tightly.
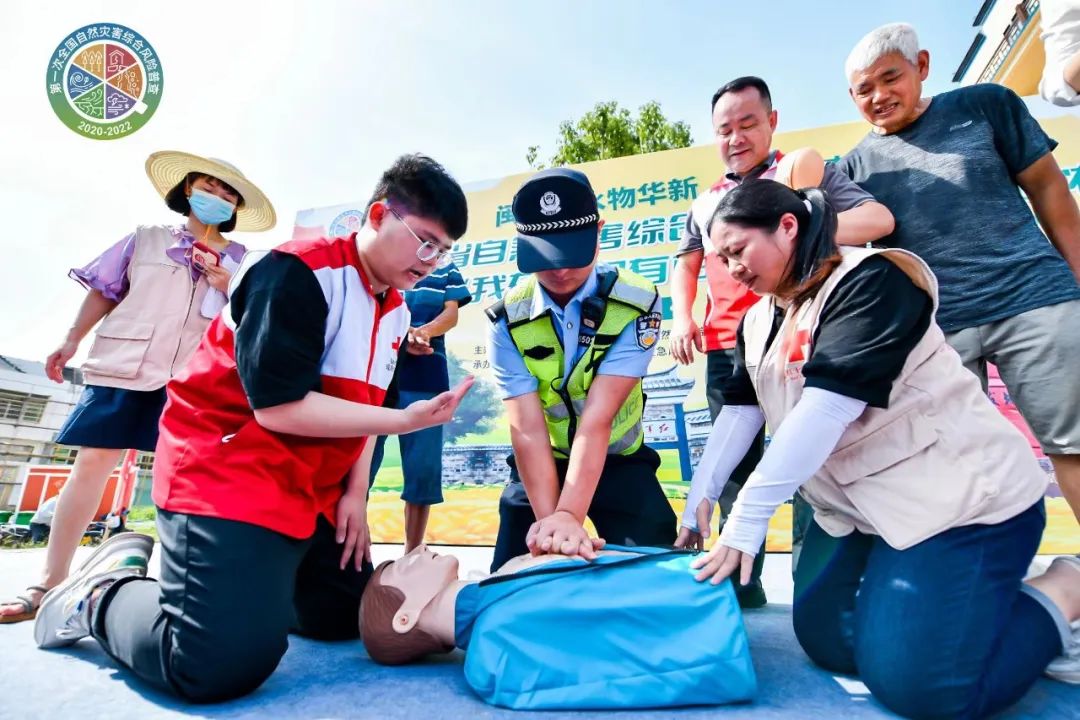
[1,546,1075,719]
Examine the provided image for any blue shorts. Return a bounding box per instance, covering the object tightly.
[368,390,444,505]
[55,384,167,452]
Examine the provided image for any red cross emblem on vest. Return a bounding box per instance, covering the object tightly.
[785,328,811,364]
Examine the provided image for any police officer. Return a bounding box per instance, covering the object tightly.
[486,168,677,571]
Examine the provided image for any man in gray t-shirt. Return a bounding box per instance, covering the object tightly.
[838,76,1078,334]
[840,23,1080,526]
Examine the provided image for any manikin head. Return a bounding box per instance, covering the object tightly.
[359,545,459,665]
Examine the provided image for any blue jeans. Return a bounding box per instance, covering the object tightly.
[368,390,444,505]
[793,501,1062,720]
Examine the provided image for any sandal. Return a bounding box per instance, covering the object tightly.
[0,585,48,624]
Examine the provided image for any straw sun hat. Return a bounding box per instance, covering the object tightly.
[145,150,277,232]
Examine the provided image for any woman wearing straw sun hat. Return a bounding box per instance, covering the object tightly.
[0,151,275,625]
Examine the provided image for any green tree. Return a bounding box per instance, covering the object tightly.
[445,351,501,444]
[528,100,693,169]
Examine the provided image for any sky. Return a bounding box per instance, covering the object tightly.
[0,1,990,361]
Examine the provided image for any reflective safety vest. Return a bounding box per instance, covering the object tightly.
[486,268,659,458]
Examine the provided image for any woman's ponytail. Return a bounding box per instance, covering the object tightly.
[775,187,841,305]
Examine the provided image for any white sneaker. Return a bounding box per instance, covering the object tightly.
[1045,620,1080,684]
[34,533,153,649]
[1044,556,1080,685]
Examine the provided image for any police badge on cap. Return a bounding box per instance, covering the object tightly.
[512,167,600,273]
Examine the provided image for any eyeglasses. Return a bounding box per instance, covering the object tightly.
[387,206,453,268]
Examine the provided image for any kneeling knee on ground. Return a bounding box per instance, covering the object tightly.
[167,629,289,703]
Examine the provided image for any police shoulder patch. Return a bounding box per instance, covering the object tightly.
[635,312,662,350]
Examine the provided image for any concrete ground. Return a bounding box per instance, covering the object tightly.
[0,546,1075,719]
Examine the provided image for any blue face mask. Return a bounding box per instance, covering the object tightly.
[188,188,237,226]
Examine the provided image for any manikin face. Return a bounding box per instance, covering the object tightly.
[709,214,798,296]
[848,50,930,135]
[364,201,454,291]
[359,547,460,662]
[379,545,460,608]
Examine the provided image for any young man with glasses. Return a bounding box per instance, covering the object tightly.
[34,154,474,703]
[368,206,472,552]
[485,167,677,571]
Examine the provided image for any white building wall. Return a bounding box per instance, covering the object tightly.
[0,363,82,505]
[961,0,1040,86]
[0,366,80,450]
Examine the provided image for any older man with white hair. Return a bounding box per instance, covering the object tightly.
[838,24,1080,514]
[836,21,1080,689]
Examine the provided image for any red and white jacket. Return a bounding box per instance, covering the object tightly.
[153,235,408,538]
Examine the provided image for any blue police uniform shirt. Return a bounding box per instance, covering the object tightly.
[488,263,660,400]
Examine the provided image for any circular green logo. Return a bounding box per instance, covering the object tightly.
[45,23,163,140]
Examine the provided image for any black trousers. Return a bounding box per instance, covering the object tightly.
[491,445,677,571]
[90,509,372,703]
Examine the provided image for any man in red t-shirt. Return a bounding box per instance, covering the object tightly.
[670,77,894,607]
[35,155,474,703]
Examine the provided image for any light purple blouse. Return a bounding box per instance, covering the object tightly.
[69,226,248,302]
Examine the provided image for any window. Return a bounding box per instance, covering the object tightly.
[51,446,79,465]
[0,390,49,424]
[0,443,36,462]
[135,452,155,471]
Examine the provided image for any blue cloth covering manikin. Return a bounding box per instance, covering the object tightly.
[453,546,757,710]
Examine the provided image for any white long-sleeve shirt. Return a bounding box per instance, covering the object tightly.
[682,387,867,554]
